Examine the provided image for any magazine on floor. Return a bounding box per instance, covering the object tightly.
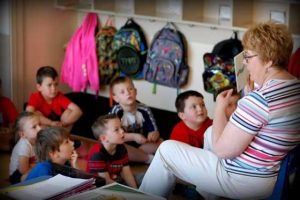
[3,174,95,200]
[64,182,166,200]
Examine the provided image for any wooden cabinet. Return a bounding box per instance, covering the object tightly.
[55,0,300,35]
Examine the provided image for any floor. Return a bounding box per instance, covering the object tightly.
[0,150,190,199]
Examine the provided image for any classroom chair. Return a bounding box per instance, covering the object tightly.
[266,145,300,200]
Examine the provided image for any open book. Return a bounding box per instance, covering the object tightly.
[64,182,166,200]
[234,51,249,92]
[3,174,95,200]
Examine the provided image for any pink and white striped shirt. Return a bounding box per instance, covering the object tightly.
[223,79,300,177]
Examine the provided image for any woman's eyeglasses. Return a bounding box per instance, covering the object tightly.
[243,51,258,63]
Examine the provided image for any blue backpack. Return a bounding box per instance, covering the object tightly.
[143,22,189,89]
[113,18,147,79]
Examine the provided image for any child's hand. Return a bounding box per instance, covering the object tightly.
[147,131,160,142]
[51,121,63,127]
[70,150,78,168]
[134,134,147,144]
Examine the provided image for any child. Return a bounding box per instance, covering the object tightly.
[25,126,78,180]
[109,76,162,164]
[170,90,212,148]
[9,111,41,184]
[86,114,137,188]
[26,66,82,129]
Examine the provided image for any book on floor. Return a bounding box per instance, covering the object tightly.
[3,174,95,200]
[64,182,166,200]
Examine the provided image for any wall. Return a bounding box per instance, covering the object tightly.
[78,12,300,118]
[84,13,243,117]
[9,0,300,118]
[10,0,77,110]
[0,0,11,98]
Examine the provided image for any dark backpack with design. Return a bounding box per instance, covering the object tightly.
[96,18,119,85]
[143,22,189,89]
[113,18,148,79]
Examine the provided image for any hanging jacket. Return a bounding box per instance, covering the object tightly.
[61,13,100,93]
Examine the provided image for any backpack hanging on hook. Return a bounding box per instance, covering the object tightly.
[143,22,189,92]
[96,17,118,85]
[202,31,243,98]
[113,18,148,79]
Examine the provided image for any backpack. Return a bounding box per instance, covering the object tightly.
[113,18,148,79]
[202,32,243,98]
[143,22,189,89]
[96,18,119,85]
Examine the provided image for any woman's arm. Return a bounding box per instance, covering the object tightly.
[213,122,254,159]
[121,166,137,188]
[212,89,254,159]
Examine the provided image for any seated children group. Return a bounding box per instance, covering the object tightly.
[8,65,240,189]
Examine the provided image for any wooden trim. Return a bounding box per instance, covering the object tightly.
[70,134,98,144]
[11,0,25,111]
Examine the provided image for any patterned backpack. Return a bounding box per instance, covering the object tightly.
[143,22,189,89]
[113,18,148,79]
[96,18,119,85]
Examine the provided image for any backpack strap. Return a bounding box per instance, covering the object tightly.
[165,22,178,31]
[105,17,114,27]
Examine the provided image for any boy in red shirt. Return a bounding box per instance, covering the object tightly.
[170,90,212,148]
[26,66,82,129]
[87,114,137,188]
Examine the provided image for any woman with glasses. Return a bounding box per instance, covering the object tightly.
[139,21,300,199]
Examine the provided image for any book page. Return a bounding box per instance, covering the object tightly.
[64,182,166,200]
[6,174,93,200]
[234,51,249,92]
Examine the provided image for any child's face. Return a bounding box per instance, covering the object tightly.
[101,118,125,145]
[54,138,75,162]
[37,77,59,101]
[112,80,137,106]
[225,95,239,119]
[179,96,208,128]
[21,116,41,144]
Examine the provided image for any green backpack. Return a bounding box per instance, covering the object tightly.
[97,18,119,85]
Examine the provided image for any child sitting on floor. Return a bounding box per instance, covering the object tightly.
[170,90,212,148]
[26,66,82,129]
[9,111,41,184]
[109,76,162,164]
[86,114,137,188]
[25,126,78,180]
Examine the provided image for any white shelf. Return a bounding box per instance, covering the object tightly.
[55,0,300,35]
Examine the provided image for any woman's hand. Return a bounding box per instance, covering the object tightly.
[216,89,233,111]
